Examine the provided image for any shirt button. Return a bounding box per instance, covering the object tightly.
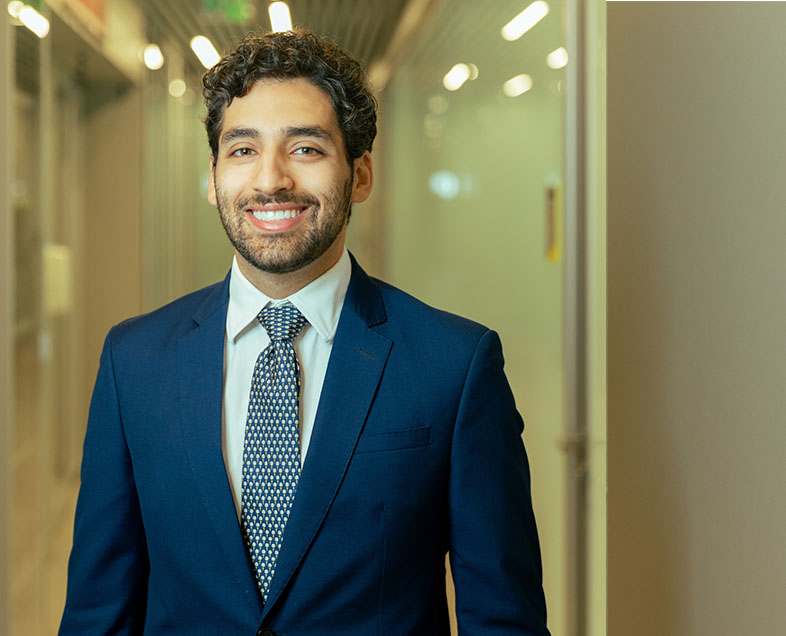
[257,629,276,636]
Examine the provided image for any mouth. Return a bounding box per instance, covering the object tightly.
[249,207,306,222]
[244,203,312,233]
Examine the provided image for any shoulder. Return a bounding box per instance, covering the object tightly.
[372,276,487,338]
[364,275,500,377]
[346,257,492,356]
[347,253,483,332]
[107,277,228,353]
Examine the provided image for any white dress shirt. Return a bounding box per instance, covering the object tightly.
[222,249,351,517]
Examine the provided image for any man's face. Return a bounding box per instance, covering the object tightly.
[208,78,372,279]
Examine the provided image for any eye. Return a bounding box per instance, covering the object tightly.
[293,146,323,156]
[230,147,256,157]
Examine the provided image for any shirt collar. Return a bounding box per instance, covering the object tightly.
[226,249,351,344]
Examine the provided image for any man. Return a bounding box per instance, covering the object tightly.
[60,30,550,636]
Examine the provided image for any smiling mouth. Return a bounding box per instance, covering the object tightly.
[248,207,307,221]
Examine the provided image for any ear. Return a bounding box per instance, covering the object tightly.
[350,151,373,204]
[207,157,217,205]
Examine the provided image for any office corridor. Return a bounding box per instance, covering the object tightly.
[5,3,785,636]
[1,1,608,635]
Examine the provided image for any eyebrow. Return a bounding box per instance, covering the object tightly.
[220,127,259,146]
[219,125,335,147]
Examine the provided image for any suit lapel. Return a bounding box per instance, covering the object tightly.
[262,258,392,618]
[176,276,262,616]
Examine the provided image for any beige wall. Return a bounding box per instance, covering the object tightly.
[608,3,786,635]
[83,87,144,386]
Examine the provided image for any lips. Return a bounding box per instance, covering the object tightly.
[244,203,312,233]
[250,208,304,222]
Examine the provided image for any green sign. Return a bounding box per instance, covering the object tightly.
[202,0,254,24]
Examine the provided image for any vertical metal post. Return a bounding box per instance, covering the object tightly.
[0,12,14,636]
[37,12,55,632]
[563,0,588,635]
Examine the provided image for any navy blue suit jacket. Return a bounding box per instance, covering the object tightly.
[60,257,549,636]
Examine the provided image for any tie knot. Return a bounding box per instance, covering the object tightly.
[258,303,308,343]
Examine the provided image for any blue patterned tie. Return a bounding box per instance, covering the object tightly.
[241,303,308,601]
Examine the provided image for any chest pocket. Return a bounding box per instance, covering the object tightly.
[354,425,431,454]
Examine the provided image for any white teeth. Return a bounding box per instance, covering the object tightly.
[251,209,301,221]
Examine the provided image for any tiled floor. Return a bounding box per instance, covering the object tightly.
[11,335,80,636]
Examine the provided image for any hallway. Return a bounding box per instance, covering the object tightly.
[1,1,607,634]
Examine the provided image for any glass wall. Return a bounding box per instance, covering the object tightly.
[2,3,225,632]
[10,14,77,635]
[357,1,571,632]
[4,2,147,633]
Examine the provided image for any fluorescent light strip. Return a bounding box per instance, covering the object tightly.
[546,46,569,69]
[18,4,50,38]
[7,1,24,18]
[190,35,221,69]
[503,74,533,97]
[501,1,550,42]
[269,1,293,32]
[143,44,165,70]
[443,63,471,91]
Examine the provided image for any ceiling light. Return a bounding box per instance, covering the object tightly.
[503,74,533,97]
[501,1,549,42]
[169,79,187,98]
[7,1,24,18]
[443,63,471,92]
[143,44,165,70]
[18,4,49,38]
[546,46,569,69]
[190,35,220,69]
[269,1,293,32]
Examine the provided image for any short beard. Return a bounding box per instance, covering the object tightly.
[215,174,353,275]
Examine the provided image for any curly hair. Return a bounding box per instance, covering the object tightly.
[202,29,377,164]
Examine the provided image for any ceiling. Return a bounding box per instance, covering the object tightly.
[12,0,565,100]
[401,0,566,92]
[141,0,421,76]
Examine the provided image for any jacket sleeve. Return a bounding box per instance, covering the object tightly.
[448,329,550,635]
[59,328,148,635]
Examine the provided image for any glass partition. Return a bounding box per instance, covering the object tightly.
[369,1,569,632]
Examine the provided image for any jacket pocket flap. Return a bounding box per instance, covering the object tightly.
[354,426,432,454]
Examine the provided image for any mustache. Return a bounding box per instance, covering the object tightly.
[237,193,320,208]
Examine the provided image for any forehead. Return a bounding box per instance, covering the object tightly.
[220,78,340,139]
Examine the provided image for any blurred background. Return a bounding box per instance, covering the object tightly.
[0,1,609,635]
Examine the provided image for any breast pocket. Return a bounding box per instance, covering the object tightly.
[354,425,432,454]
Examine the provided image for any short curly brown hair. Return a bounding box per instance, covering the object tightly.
[202,29,377,164]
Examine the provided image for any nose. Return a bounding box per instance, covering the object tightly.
[253,150,295,195]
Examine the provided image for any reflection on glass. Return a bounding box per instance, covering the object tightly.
[503,73,534,97]
[501,1,549,41]
[546,46,569,69]
[442,63,472,91]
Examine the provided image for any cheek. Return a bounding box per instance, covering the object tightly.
[214,170,249,202]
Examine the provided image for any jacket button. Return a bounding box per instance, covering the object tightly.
[257,629,276,636]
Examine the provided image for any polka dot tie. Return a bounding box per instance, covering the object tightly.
[241,303,308,601]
